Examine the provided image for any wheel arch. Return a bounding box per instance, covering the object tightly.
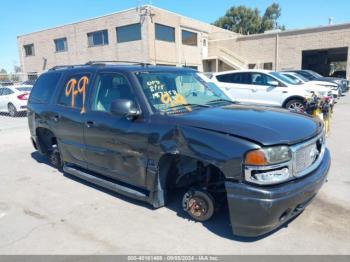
[282,95,306,108]
[156,153,226,205]
[35,127,58,155]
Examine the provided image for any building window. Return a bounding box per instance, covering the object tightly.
[263,62,273,70]
[54,38,68,52]
[116,23,141,43]
[24,44,35,56]
[182,30,197,46]
[87,30,109,47]
[248,64,257,69]
[155,23,175,42]
[203,39,207,47]
[183,65,198,70]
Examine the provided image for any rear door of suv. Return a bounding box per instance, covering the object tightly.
[214,72,252,103]
[51,70,94,169]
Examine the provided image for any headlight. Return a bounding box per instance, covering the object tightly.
[335,80,341,84]
[244,146,292,185]
[245,146,292,166]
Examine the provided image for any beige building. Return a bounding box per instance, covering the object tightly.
[17,5,235,76]
[18,5,350,79]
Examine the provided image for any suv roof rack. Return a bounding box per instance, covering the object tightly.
[48,61,152,71]
[85,60,152,66]
[49,65,85,71]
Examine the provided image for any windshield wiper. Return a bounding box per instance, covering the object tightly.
[164,103,210,112]
[206,99,237,105]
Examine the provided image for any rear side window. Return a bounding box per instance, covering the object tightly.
[216,73,250,84]
[2,88,14,95]
[57,73,91,113]
[29,73,62,103]
[216,73,234,83]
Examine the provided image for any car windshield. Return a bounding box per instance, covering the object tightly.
[270,72,298,85]
[16,87,32,92]
[135,71,230,113]
[308,71,323,78]
[292,73,310,82]
[282,74,303,84]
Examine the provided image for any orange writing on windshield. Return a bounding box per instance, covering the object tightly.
[65,76,89,114]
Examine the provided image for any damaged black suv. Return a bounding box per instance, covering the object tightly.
[28,63,331,237]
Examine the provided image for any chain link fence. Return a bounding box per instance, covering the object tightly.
[0,73,38,118]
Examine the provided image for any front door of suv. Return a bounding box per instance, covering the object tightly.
[84,71,149,188]
[248,72,285,106]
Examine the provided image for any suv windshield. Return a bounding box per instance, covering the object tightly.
[135,71,229,113]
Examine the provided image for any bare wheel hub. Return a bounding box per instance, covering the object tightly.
[188,197,208,218]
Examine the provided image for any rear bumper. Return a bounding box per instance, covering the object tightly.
[225,148,331,237]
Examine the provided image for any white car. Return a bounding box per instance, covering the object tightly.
[0,85,32,116]
[280,72,340,101]
[211,70,311,111]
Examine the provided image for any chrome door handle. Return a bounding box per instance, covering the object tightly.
[86,121,95,128]
[52,115,60,122]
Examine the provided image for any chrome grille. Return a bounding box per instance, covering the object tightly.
[294,143,319,174]
[291,132,325,178]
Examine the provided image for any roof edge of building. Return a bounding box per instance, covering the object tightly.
[17,4,236,39]
[237,22,350,40]
[17,5,145,38]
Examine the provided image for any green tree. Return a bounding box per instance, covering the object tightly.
[260,3,285,33]
[214,2,285,35]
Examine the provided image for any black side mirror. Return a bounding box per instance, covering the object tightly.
[110,99,140,120]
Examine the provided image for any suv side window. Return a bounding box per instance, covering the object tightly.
[57,73,91,111]
[29,72,62,103]
[2,88,14,95]
[216,73,233,83]
[216,73,251,85]
[91,73,136,112]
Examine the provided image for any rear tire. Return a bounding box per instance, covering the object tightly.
[49,146,63,170]
[8,103,17,117]
[285,99,305,113]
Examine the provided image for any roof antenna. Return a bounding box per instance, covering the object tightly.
[138,2,155,23]
[329,17,334,25]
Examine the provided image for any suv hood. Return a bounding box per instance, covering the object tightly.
[170,105,322,146]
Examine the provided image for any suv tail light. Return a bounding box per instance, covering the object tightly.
[17,93,28,100]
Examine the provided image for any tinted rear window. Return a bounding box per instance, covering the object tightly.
[29,73,62,103]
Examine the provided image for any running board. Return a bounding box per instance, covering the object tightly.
[63,165,149,202]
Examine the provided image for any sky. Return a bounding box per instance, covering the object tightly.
[1,0,350,72]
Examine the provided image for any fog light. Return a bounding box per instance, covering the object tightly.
[251,168,290,185]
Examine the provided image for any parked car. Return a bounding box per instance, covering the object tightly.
[27,63,330,237]
[0,80,14,86]
[211,70,311,112]
[330,70,346,79]
[0,85,32,116]
[287,70,349,93]
[280,72,339,102]
[21,79,37,86]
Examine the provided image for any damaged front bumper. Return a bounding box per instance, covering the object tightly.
[225,148,331,237]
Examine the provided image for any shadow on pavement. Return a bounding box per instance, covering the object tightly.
[31,151,298,242]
